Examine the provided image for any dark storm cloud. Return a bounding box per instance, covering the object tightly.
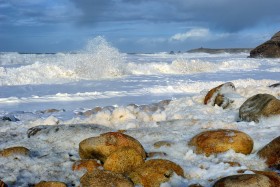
[70,0,280,32]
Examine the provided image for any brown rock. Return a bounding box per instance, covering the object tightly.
[189,129,253,156]
[258,136,280,167]
[239,94,280,122]
[204,82,235,109]
[103,147,144,174]
[250,31,280,58]
[0,146,30,157]
[79,132,146,162]
[72,159,101,172]
[252,170,280,186]
[83,107,102,116]
[129,159,184,187]
[0,181,7,187]
[147,152,167,158]
[80,170,134,187]
[34,181,67,187]
[213,174,275,187]
[153,141,173,148]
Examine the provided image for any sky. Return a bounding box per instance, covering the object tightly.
[0,0,280,53]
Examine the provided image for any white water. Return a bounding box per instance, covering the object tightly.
[0,37,279,186]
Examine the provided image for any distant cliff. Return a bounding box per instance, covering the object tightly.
[187,47,252,54]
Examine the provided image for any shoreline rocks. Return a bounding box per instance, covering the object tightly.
[250,31,280,58]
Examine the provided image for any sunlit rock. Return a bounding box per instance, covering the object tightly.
[80,170,134,187]
[72,159,101,172]
[129,159,184,187]
[0,146,30,157]
[79,132,146,162]
[103,147,144,174]
[189,129,253,156]
[34,181,67,187]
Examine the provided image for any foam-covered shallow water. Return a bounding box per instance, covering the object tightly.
[0,37,279,186]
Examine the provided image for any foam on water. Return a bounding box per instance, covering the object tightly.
[0,37,126,85]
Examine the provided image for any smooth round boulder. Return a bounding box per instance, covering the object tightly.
[239,94,280,122]
[258,136,280,167]
[103,147,144,174]
[72,159,101,172]
[129,159,184,187]
[79,132,146,162]
[189,129,253,156]
[34,181,67,187]
[213,174,276,187]
[0,146,30,157]
[80,170,134,187]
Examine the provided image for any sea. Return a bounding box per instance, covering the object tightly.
[0,37,279,186]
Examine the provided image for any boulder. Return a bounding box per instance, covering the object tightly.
[72,159,101,172]
[103,147,144,174]
[153,140,173,148]
[129,159,184,187]
[80,170,134,187]
[258,136,280,168]
[0,146,30,157]
[269,82,280,88]
[213,174,278,187]
[0,180,7,187]
[189,129,253,156]
[79,132,146,162]
[147,152,167,158]
[34,181,67,187]
[204,82,235,109]
[239,94,280,122]
[250,31,280,58]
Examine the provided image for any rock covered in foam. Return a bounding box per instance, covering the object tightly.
[129,159,184,187]
[0,146,30,157]
[213,174,275,187]
[239,94,280,122]
[204,82,235,109]
[79,132,146,162]
[103,147,144,174]
[189,129,253,156]
[258,136,280,168]
[80,170,134,187]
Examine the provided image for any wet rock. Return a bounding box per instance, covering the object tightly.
[189,129,253,156]
[103,147,144,174]
[239,94,280,122]
[34,181,67,187]
[80,170,134,187]
[72,159,102,172]
[269,82,280,88]
[147,152,167,158]
[213,174,276,187]
[0,146,30,157]
[258,136,280,168]
[153,140,173,148]
[79,132,146,162]
[0,181,7,187]
[204,82,235,109]
[250,31,280,58]
[0,115,19,122]
[129,159,184,187]
[83,107,102,116]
